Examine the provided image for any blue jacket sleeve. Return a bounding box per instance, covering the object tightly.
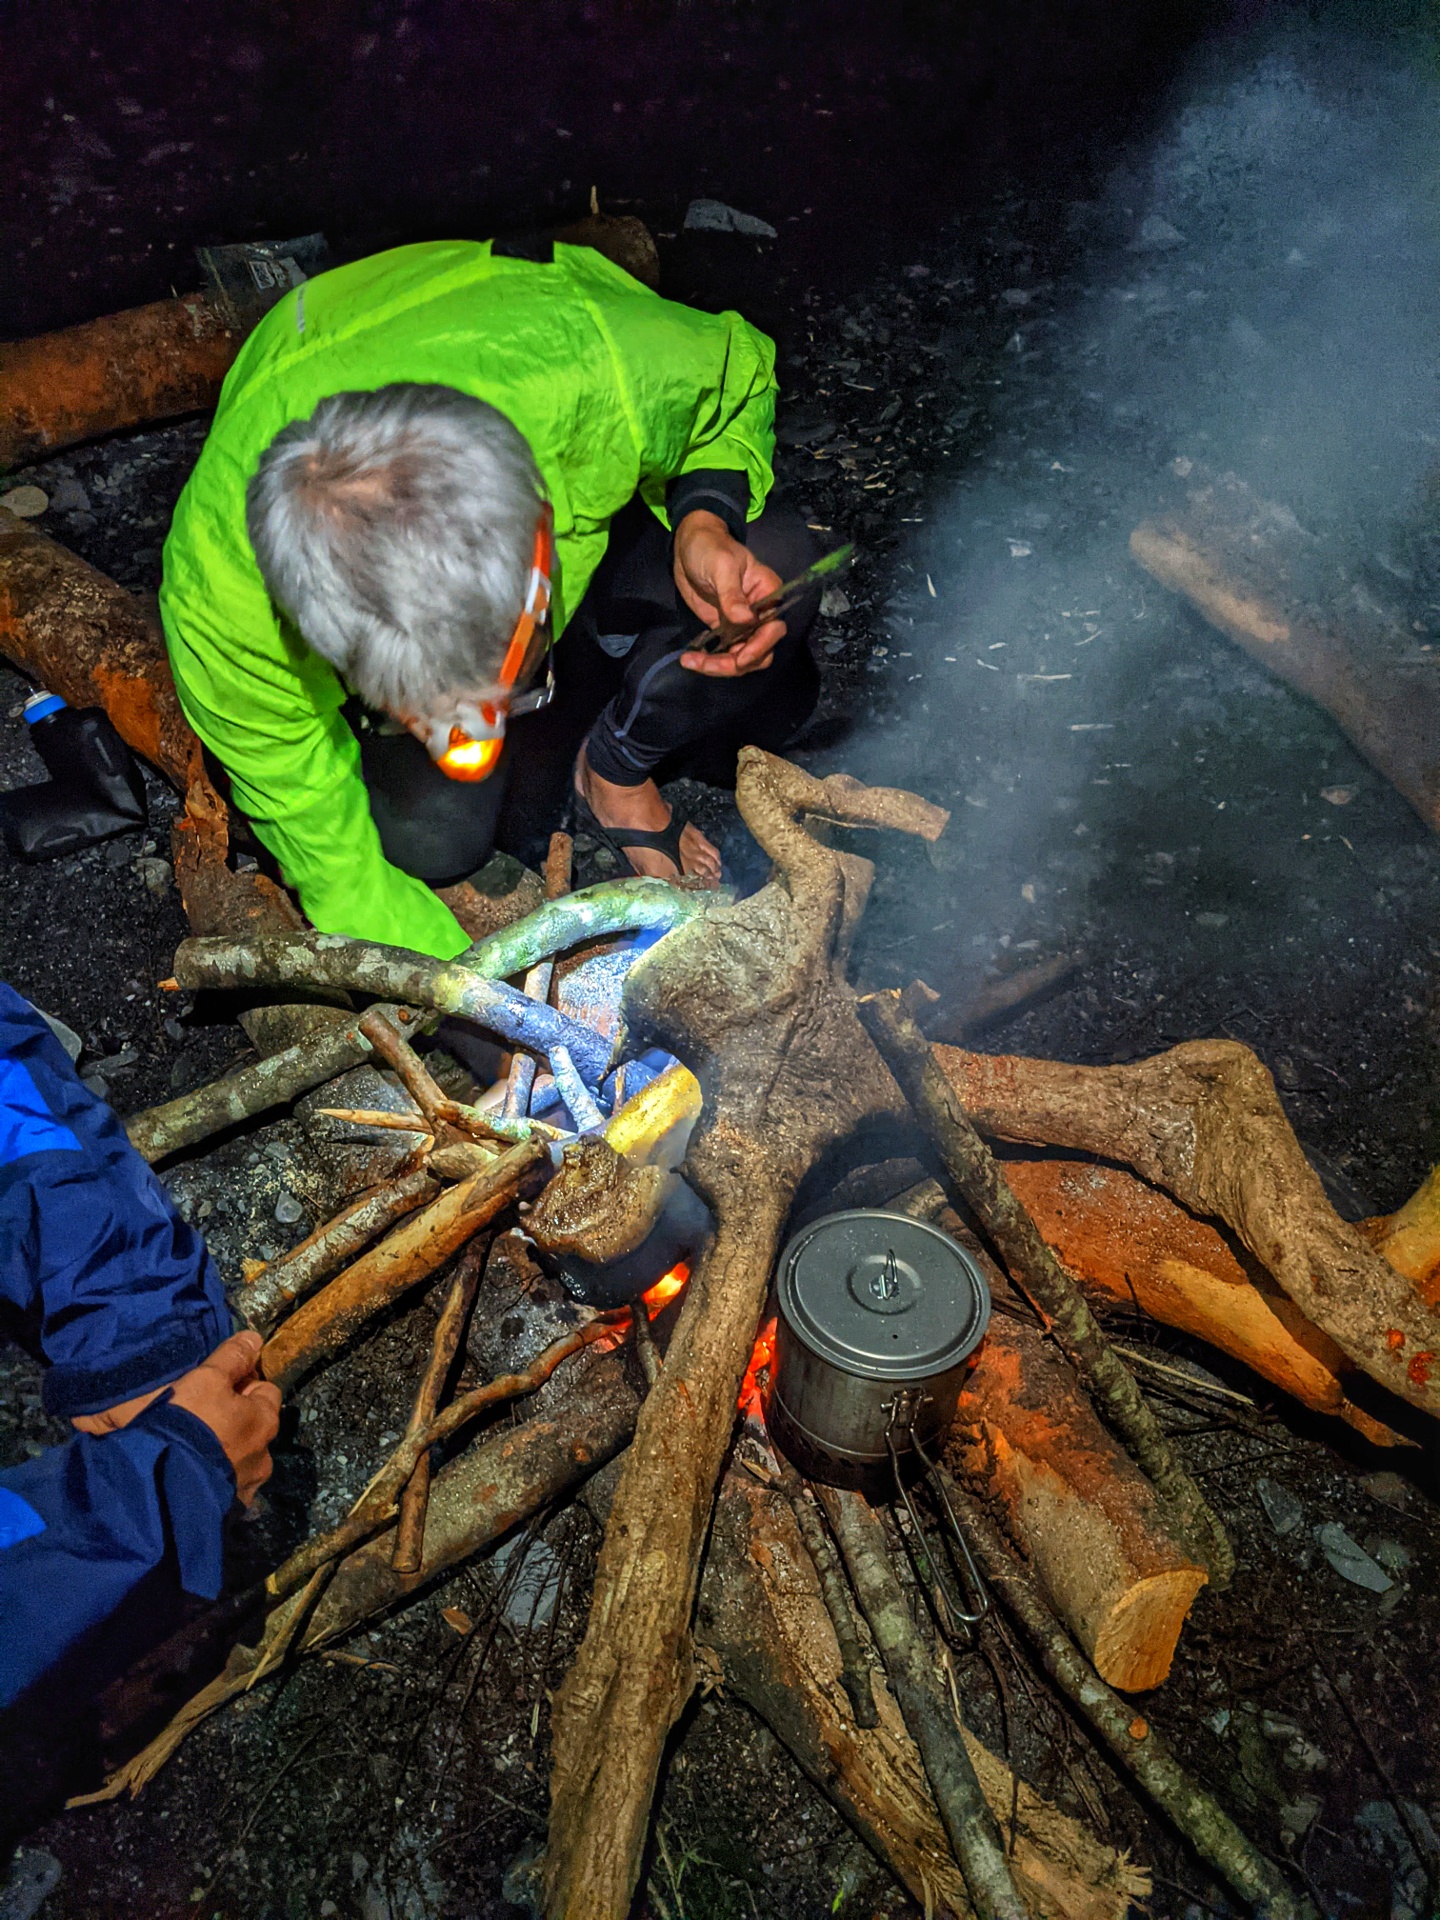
[0,1398,235,1708]
[0,983,231,1418]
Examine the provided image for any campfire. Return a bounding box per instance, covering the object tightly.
[5,477,1439,1918]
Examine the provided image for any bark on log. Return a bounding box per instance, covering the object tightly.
[241,1166,440,1332]
[935,1041,1440,1420]
[937,1469,1305,1920]
[818,1486,1030,1920]
[952,1314,1207,1692]
[0,293,244,469]
[125,1017,384,1164]
[859,992,1232,1587]
[998,1158,1403,1444]
[1130,473,1440,831]
[541,751,945,1920]
[777,1467,878,1729]
[259,1138,547,1389]
[696,1474,1148,1920]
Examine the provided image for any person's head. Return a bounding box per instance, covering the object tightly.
[246,384,548,749]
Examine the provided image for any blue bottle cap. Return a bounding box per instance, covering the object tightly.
[22,692,66,725]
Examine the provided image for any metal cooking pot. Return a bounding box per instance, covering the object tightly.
[766,1208,990,1488]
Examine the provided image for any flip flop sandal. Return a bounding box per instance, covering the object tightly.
[569,782,697,883]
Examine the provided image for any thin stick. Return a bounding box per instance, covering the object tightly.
[936,1466,1307,1920]
[631,1300,662,1389]
[266,1313,625,1601]
[505,831,573,1122]
[858,987,1233,1588]
[359,1006,456,1133]
[392,1239,489,1573]
[816,1486,1030,1920]
[241,1166,440,1332]
[776,1468,878,1729]
[314,1106,431,1133]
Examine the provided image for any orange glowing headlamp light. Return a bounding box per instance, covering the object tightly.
[424,504,555,782]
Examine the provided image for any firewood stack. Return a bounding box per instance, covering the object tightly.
[6,500,1437,1917]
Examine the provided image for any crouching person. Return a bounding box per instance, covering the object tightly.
[0,981,281,1710]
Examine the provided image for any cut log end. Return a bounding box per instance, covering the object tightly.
[1093,1568,1210,1693]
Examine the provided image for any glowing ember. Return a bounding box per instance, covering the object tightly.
[739,1315,778,1421]
[641,1262,689,1318]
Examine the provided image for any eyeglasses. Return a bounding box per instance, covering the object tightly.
[425,503,556,782]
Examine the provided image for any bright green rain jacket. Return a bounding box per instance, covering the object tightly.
[160,240,778,959]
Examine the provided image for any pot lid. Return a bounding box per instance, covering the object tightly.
[777,1209,991,1380]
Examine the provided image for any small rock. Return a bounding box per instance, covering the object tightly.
[1279,1796,1321,1838]
[90,1048,139,1076]
[47,477,91,513]
[35,1008,83,1062]
[1316,1521,1393,1592]
[1320,785,1356,806]
[1361,1470,1410,1511]
[1006,538,1032,558]
[1371,1538,1412,1575]
[0,1846,62,1920]
[134,855,172,897]
[1000,287,1032,306]
[80,1073,109,1101]
[0,485,49,519]
[1129,214,1187,252]
[1256,1477,1304,1535]
[683,198,778,239]
[274,1191,305,1226]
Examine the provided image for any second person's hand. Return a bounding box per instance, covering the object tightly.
[673,509,786,678]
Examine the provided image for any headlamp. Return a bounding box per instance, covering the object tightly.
[413,503,555,782]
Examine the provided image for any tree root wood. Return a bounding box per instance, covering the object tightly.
[935,1040,1440,1420]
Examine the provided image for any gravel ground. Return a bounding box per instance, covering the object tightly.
[3,5,1440,1917]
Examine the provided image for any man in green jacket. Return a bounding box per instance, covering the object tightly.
[160,238,821,961]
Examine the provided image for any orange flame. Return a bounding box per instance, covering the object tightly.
[739,1315,778,1421]
[641,1262,689,1319]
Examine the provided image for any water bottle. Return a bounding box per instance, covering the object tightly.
[0,690,148,861]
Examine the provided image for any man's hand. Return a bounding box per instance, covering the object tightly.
[74,1329,282,1507]
[674,510,786,678]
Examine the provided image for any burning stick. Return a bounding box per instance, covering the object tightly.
[937,1467,1306,1920]
[241,1166,440,1333]
[392,1239,487,1573]
[259,1138,547,1390]
[816,1486,1030,1920]
[858,989,1233,1587]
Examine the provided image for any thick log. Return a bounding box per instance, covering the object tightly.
[953,1313,1207,1692]
[939,1468,1305,1920]
[935,1041,1440,1420]
[998,1158,1404,1444]
[859,992,1231,1587]
[0,293,244,469]
[818,1486,1029,1920]
[0,508,199,785]
[697,1474,1148,1920]
[259,1138,547,1389]
[542,753,945,1920]
[1131,475,1440,831]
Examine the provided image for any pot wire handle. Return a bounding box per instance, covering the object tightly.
[884,1391,988,1644]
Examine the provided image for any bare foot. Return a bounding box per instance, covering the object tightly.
[576,749,722,886]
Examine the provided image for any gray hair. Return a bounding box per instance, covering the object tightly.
[246,384,543,716]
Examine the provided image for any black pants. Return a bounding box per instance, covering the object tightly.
[353,497,821,881]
